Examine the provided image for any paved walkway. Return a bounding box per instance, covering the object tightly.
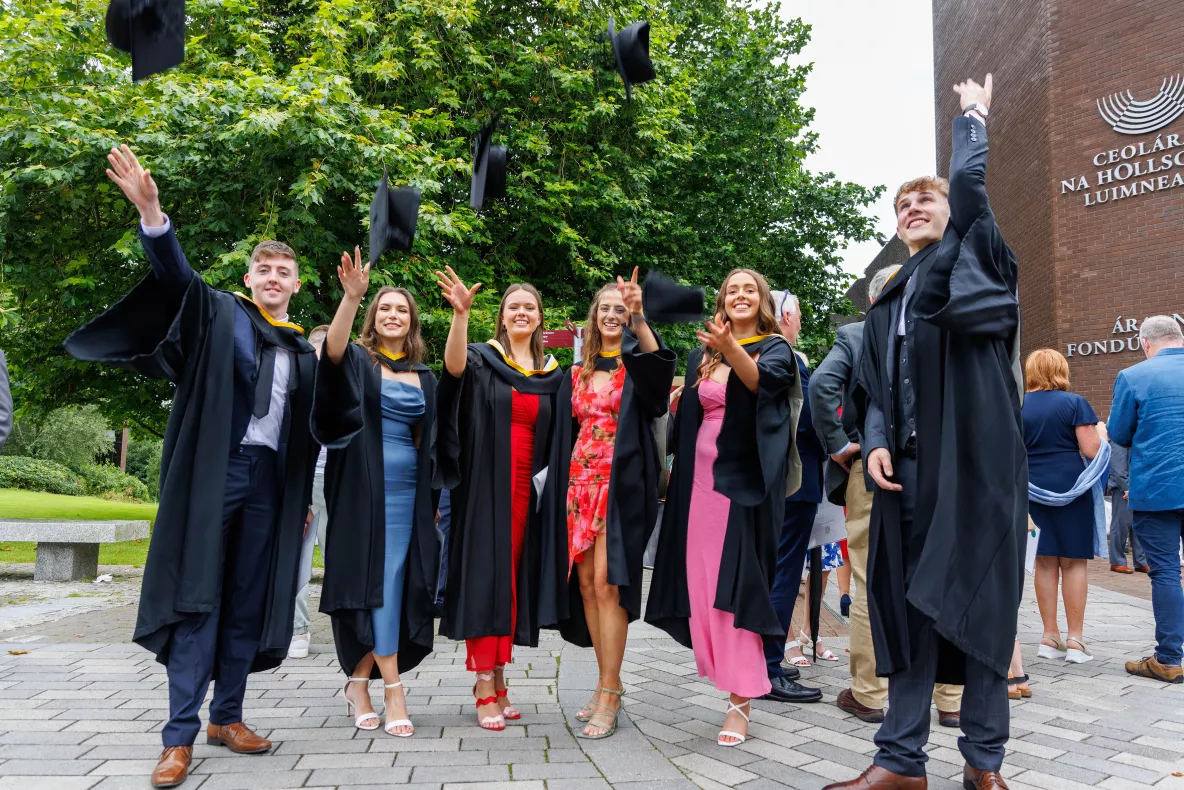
[0,567,1182,790]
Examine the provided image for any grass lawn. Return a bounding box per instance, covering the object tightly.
[0,488,324,569]
[0,489,157,567]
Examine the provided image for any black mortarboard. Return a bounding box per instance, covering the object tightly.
[608,18,656,102]
[106,0,186,82]
[470,119,507,210]
[369,167,421,265]
[642,270,705,323]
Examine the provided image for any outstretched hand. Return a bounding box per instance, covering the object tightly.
[696,312,736,352]
[435,265,481,315]
[338,246,370,302]
[617,267,643,314]
[954,73,992,113]
[106,144,163,226]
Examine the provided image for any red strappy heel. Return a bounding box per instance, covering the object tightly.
[494,664,521,720]
[472,671,505,731]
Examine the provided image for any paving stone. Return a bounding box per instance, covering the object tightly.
[441,783,544,790]
[411,765,510,783]
[306,766,413,785]
[672,753,760,786]
[0,759,103,775]
[510,762,602,780]
[0,779,102,790]
[190,755,300,774]
[198,771,314,790]
[394,751,489,766]
[90,778,208,790]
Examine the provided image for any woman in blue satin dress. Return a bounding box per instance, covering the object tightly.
[313,247,441,738]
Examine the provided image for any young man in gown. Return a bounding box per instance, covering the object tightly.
[832,75,1026,790]
[65,146,318,789]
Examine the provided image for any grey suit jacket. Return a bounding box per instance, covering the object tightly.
[0,350,11,450]
[1106,440,1128,495]
[810,322,865,505]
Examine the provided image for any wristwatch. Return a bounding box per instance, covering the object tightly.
[963,103,988,120]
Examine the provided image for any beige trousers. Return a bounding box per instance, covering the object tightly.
[845,459,963,712]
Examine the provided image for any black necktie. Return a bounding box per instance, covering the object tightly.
[253,340,276,419]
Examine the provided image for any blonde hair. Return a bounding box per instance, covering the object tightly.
[1025,348,1070,392]
[695,268,780,385]
[250,240,298,270]
[359,286,424,364]
[578,284,624,387]
[894,177,950,213]
[494,283,546,369]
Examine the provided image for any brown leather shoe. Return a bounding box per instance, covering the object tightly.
[206,721,272,753]
[837,688,886,723]
[1125,655,1184,684]
[151,746,192,788]
[963,765,1009,789]
[1110,565,1133,574]
[1135,565,1150,573]
[938,709,961,728]
[821,764,927,789]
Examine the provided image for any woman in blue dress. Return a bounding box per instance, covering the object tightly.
[313,248,441,737]
[1022,349,1102,664]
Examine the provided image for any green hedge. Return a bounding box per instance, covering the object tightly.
[78,464,152,502]
[0,456,86,496]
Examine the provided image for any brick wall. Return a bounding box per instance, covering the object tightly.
[933,0,1184,415]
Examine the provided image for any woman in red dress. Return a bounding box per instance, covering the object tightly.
[436,268,565,732]
[552,270,674,739]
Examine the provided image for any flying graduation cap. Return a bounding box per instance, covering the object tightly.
[106,0,186,82]
[607,18,656,102]
[369,167,422,265]
[470,118,507,210]
[642,270,705,324]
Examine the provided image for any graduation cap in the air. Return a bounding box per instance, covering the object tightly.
[642,270,705,323]
[607,18,656,102]
[369,167,422,265]
[470,118,507,210]
[105,0,186,82]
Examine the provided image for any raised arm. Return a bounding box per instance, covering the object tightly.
[106,145,193,292]
[326,246,370,365]
[436,265,481,378]
[618,267,659,352]
[947,75,992,236]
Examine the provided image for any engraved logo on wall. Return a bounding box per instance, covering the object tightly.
[1097,75,1184,135]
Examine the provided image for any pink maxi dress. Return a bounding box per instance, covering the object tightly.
[685,379,772,699]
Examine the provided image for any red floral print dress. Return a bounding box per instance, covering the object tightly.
[567,364,626,570]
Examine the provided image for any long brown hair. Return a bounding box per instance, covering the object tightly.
[359,286,424,364]
[578,283,625,386]
[494,283,546,369]
[696,268,780,385]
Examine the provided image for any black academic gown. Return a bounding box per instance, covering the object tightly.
[63,272,317,673]
[853,115,1027,682]
[436,341,565,647]
[645,335,801,648]
[311,344,441,675]
[544,330,676,647]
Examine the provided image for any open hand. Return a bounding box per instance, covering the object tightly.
[337,246,370,302]
[617,267,643,314]
[106,144,163,226]
[954,73,992,113]
[435,265,481,315]
[867,448,903,491]
[303,508,314,540]
[696,313,736,352]
[831,443,861,472]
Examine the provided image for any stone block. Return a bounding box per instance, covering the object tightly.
[34,544,100,582]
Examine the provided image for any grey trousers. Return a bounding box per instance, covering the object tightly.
[873,610,1009,777]
[1109,493,1147,568]
[293,474,328,635]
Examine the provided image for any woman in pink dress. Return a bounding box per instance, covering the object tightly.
[646,269,801,747]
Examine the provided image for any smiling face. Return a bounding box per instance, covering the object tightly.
[374,290,412,342]
[501,287,541,342]
[895,185,951,252]
[244,254,300,316]
[723,271,761,326]
[596,289,628,342]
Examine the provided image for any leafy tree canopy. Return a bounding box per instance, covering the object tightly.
[0,0,881,434]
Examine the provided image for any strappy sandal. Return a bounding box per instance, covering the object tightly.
[800,629,839,662]
[472,672,505,731]
[494,665,521,720]
[783,640,812,667]
[383,681,413,737]
[1037,634,1067,660]
[1007,674,1032,700]
[576,683,604,723]
[342,677,380,731]
[577,687,625,740]
[1065,637,1094,664]
[717,700,751,747]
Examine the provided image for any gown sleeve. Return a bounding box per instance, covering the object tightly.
[620,328,677,421]
[310,344,368,449]
[435,344,485,491]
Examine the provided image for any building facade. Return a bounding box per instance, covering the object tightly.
[933,0,1184,413]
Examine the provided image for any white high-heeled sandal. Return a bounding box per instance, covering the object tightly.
[342,677,380,731]
[383,681,414,737]
[717,701,751,747]
[799,629,838,662]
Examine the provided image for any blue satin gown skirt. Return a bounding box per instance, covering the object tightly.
[371,379,424,657]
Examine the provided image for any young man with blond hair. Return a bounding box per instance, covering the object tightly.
[832,75,1027,790]
[66,146,319,788]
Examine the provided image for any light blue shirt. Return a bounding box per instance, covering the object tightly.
[1107,346,1184,512]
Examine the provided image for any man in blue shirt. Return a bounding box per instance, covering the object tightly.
[1108,315,1184,685]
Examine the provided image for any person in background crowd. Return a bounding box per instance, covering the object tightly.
[1106,441,1147,573]
[1108,315,1184,685]
[788,541,844,664]
[758,291,823,703]
[1022,349,1103,664]
[0,349,11,451]
[647,269,802,747]
[809,265,963,725]
[290,324,331,660]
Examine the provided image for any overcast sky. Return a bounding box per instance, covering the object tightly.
[779,0,936,275]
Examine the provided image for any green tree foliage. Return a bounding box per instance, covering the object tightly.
[2,405,114,472]
[0,0,880,431]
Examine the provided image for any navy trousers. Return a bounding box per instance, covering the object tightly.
[763,500,817,679]
[162,446,280,747]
